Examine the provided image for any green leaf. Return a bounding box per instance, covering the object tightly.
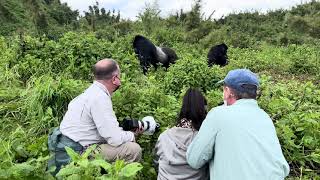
[56,166,82,177]
[65,146,80,162]
[15,145,29,158]
[81,144,97,160]
[309,153,320,163]
[11,163,35,177]
[77,159,89,168]
[114,159,125,172]
[91,159,112,171]
[119,162,143,177]
[96,175,113,180]
[66,174,82,180]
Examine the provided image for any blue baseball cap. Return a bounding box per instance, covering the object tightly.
[218,69,259,92]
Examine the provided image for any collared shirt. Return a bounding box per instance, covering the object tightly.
[187,99,290,180]
[60,81,134,147]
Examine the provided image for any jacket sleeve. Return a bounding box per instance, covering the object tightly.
[153,134,163,170]
[91,95,134,146]
[186,110,219,169]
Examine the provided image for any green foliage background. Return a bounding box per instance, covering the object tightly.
[0,0,319,179]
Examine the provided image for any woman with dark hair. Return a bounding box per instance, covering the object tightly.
[154,88,209,180]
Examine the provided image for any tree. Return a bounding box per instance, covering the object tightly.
[137,1,161,34]
[185,0,202,31]
[36,13,49,35]
[84,2,121,31]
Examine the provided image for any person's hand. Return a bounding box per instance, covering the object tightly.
[133,126,144,139]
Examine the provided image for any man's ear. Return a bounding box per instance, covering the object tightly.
[112,77,117,84]
[224,86,233,98]
[223,86,229,92]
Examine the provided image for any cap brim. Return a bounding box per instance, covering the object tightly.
[216,79,224,86]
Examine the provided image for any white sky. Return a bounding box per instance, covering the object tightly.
[61,0,311,20]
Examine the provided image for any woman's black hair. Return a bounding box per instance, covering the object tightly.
[177,88,207,131]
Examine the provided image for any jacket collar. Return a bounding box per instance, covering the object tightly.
[233,99,258,106]
[93,81,111,97]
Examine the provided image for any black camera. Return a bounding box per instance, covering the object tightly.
[122,116,160,135]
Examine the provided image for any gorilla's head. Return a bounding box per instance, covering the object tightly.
[159,47,178,65]
[207,43,228,67]
[133,35,178,74]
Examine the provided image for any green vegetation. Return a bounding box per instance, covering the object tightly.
[55,145,143,179]
[0,0,319,179]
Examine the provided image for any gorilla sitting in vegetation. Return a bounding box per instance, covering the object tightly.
[207,43,228,67]
[133,35,178,75]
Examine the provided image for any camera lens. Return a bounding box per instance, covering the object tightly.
[122,118,140,131]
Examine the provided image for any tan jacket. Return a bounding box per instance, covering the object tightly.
[60,81,134,147]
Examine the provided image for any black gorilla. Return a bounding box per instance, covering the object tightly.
[207,43,228,67]
[133,35,178,74]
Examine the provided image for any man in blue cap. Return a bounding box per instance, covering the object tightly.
[186,69,290,180]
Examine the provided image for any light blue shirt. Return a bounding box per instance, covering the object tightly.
[187,99,290,180]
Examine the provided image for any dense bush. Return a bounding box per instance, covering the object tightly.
[0,1,320,179]
[0,31,319,179]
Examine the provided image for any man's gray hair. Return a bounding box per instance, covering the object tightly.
[228,84,258,100]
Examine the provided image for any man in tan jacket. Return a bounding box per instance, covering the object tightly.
[60,59,142,162]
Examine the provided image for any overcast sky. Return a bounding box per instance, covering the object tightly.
[61,0,310,20]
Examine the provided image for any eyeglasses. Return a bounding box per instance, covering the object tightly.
[114,74,120,80]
